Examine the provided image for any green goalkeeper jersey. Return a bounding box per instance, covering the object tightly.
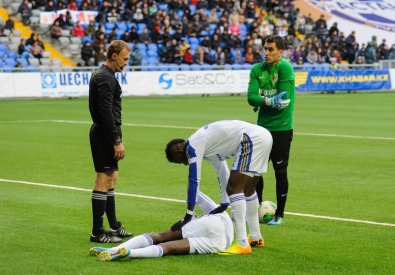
[247,58,295,131]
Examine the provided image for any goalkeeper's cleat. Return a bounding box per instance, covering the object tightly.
[89,247,113,256]
[98,247,129,261]
[218,243,252,255]
[108,221,133,238]
[267,215,284,225]
[248,237,264,248]
[90,227,122,243]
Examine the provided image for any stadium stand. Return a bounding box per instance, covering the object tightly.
[0,0,394,72]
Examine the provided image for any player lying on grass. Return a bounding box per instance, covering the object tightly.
[89,191,234,261]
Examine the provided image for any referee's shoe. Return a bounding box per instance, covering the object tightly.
[90,227,122,243]
[108,221,133,238]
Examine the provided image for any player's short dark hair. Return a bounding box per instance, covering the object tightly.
[106,40,131,59]
[165,138,185,162]
[265,35,285,51]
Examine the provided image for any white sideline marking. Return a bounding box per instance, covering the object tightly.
[1,178,394,227]
[1,119,394,140]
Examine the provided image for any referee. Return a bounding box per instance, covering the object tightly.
[89,40,133,243]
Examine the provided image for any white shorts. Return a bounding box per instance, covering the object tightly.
[182,213,233,254]
[231,125,272,175]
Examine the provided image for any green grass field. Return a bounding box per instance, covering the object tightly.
[1,92,394,275]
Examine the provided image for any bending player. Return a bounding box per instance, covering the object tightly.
[165,120,272,255]
[89,191,234,261]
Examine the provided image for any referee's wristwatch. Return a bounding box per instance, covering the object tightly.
[114,140,121,146]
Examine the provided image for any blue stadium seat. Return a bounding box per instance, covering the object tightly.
[232,64,243,70]
[202,63,212,71]
[209,49,216,57]
[136,43,147,52]
[242,63,252,70]
[177,10,183,19]
[239,24,247,33]
[128,43,134,49]
[190,43,199,51]
[117,22,127,33]
[141,57,148,66]
[179,64,190,71]
[26,65,38,72]
[168,63,179,71]
[188,37,199,46]
[191,64,201,71]
[147,43,157,52]
[158,63,169,71]
[137,23,147,32]
[225,64,233,70]
[4,58,16,67]
[17,58,29,67]
[147,50,158,57]
[189,5,196,15]
[0,50,7,59]
[105,22,116,33]
[147,57,157,65]
[158,4,168,11]
[0,44,7,52]
[2,65,14,73]
[81,36,92,44]
[126,23,137,31]
[7,51,17,59]
[199,30,209,37]
[209,24,217,31]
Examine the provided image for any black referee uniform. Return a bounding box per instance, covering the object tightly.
[89,64,122,172]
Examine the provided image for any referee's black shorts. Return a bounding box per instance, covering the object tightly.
[269,130,293,169]
[89,124,121,173]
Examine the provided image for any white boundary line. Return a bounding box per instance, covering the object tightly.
[1,119,394,140]
[1,178,394,227]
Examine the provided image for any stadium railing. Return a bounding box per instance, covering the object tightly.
[0,62,385,73]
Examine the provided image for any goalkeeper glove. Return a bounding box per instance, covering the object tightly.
[264,91,291,110]
[170,213,193,232]
[209,204,228,215]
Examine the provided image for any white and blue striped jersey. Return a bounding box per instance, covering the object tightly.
[185,120,272,207]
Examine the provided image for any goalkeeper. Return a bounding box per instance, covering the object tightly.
[247,35,295,226]
[89,192,234,261]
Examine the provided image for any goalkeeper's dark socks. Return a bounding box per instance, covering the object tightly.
[91,190,107,236]
[106,188,119,230]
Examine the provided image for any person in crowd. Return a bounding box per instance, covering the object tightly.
[50,21,62,40]
[244,46,254,64]
[85,20,96,37]
[140,27,151,44]
[182,48,194,65]
[193,46,204,64]
[44,0,56,11]
[5,15,14,33]
[18,0,33,25]
[179,40,190,58]
[71,21,85,37]
[81,41,94,65]
[129,45,143,66]
[129,27,139,43]
[92,33,107,52]
[31,41,43,59]
[36,34,45,51]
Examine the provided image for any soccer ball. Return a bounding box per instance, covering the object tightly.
[258,201,277,223]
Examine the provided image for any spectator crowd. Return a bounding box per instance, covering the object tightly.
[1,0,395,69]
